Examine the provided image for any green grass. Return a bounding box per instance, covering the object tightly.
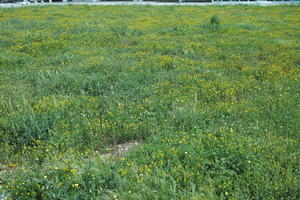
[0,5,300,199]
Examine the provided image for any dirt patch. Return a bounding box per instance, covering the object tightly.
[101,141,140,158]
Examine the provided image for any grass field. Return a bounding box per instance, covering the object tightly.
[0,5,300,199]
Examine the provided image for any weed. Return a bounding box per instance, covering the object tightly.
[210,14,220,26]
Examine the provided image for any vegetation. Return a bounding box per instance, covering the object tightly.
[0,5,299,199]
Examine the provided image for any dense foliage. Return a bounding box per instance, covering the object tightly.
[0,5,299,199]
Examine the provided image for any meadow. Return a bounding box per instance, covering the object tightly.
[0,5,299,199]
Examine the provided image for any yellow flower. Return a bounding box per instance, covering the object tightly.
[70,169,78,173]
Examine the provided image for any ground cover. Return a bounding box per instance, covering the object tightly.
[0,5,299,199]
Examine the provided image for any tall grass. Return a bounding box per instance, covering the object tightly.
[0,5,299,199]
